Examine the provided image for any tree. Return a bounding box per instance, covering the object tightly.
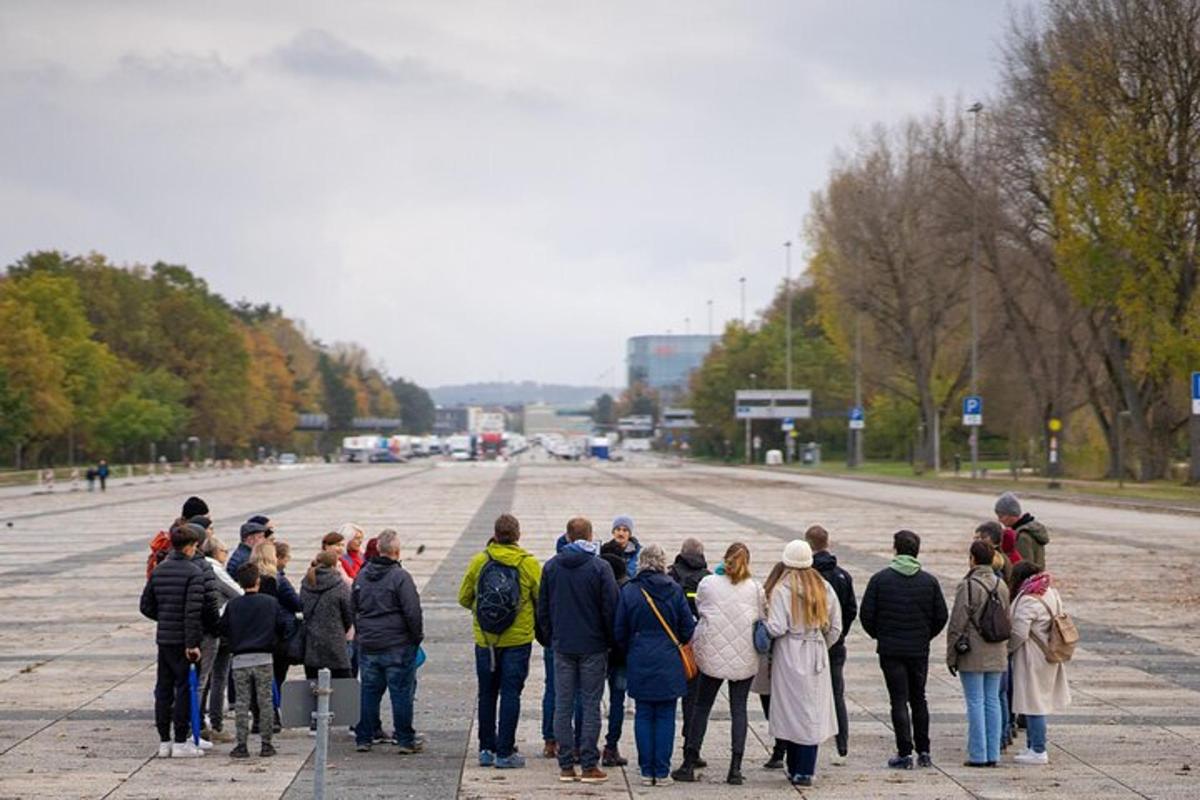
[0,368,32,457]
[391,378,435,434]
[319,353,356,431]
[592,393,617,427]
[94,370,189,460]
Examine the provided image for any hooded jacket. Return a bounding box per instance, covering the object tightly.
[351,557,424,652]
[190,551,222,637]
[140,550,206,648]
[458,541,542,648]
[1013,514,1049,569]
[668,551,712,618]
[860,557,948,658]
[812,551,857,652]
[301,567,354,670]
[536,541,619,655]
[614,571,696,701]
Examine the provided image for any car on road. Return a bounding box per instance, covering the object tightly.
[279,452,298,465]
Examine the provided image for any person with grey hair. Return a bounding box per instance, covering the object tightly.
[199,535,242,742]
[994,492,1049,570]
[668,536,711,765]
[614,542,696,786]
[352,528,424,754]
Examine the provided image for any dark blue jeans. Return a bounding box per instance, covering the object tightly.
[475,644,531,757]
[542,647,583,746]
[553,651,607,769]
[634,698,676,779]
[785,741,819,779]
[605,664,627,749]
[357,645,418,747]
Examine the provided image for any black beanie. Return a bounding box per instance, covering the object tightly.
[182,496,209,519]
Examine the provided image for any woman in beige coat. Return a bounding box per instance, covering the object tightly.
[946,541,1010,767]
[1008,562,1071,765]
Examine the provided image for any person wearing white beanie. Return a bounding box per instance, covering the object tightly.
[762,539,841,787]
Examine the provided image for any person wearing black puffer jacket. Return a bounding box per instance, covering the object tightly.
[806,525,857,764]
[667,538,712,767]
[140,524,207,758]
[860,530,948,771]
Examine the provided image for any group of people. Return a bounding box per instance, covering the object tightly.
[139,487,1072,790]
[140,496,423,759]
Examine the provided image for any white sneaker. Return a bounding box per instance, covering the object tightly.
[157,742,172,758]
[640,776,655,786]
[197,738,213,750]
[830,752,848,766]
[1014,750,1049,765]
[171,741,205,758]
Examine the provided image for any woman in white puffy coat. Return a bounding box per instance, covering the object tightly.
[671,543,765,786]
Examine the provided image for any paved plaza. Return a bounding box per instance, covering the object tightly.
[0,458,1197,799]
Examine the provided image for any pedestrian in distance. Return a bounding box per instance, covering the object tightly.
[226,519,268,578]
[597,549,630,767]
[673,542,764,786]
[139,523,208,758]
[221,563,289,759]
[762,540,842,788]
[806,524,857,765]
[614,543,696,787]
[751,560,787,770]
[947,540,1011,768]
[995,492,1050,569]
[96,458,109,491]
[352,528,424,754]
[1008,561,1072,765]
[606,515,641,578]
[458,513,541,769]
[339,522,367,580]
[85,466,96,491]
[860,529,949,770]
[667,537,711,765]
[200,534,242,743]
[536,516,619,784]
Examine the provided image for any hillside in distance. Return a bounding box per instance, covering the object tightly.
[430,381,612,407]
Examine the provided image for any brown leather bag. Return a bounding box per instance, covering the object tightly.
[641,588,699,681]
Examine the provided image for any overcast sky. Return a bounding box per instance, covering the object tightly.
[0,1,1016,388]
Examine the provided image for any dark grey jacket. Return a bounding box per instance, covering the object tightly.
[301,567,354,670]
[140,550,206,648]
[351,557,423,653]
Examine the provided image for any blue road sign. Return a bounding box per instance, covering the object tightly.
[1192,371,1200,415]
[963,395,983,427]
[781,417,795,431]
[849,406,864,430]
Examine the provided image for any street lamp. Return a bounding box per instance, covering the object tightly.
[784,241,793,391]
[967,100,983,480]
[739,277,747,326]
[745,371,758,465]
[707,299,713,337]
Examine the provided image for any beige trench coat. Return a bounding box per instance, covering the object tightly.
[1008,587,1072,715]
[763,576,842,745]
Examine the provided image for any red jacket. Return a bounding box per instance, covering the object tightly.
[1001,528,1023,565]
[341,550,365,580]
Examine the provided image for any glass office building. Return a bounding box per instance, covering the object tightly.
[627,335,719,399]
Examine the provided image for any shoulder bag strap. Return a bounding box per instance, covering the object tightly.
[640,588,681,647]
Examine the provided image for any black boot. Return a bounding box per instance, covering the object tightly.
[726,752,744,785]
[764,740,785,770]
[671,749,700,782]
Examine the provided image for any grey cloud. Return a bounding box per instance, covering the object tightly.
[268,28,438,85]
[117,50,240,89]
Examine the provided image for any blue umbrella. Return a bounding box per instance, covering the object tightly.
[188,663,202,746]
[415,646,427,669]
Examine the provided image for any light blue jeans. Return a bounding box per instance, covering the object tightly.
[959,671,1003,764]
[1026,714,1047,754]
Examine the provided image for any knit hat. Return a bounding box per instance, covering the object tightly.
[612,515,634,534]
[239,520,268,540]
[182,496,208,519]
[782,539,813,569]
[994,492,1022,518]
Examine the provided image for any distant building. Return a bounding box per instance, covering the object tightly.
[627,335,719,399]
[433,406,469,436]
[524,403,594,437]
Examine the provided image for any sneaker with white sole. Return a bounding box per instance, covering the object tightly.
[171,741,205,758]
[1014,750,1049,765]
[157,742,172,758]
[830,752,848,766]
[640,776,655,787]
[197,738,213,750]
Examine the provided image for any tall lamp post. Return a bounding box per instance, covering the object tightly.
[784,241,793,391]
[745,371,757,464]
[968,101,984,480]
[707,299,713,337]
[739,277,747,326]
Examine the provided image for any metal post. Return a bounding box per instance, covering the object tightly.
[933,412,941,475]
[784,241,793,391]
[313,668,333,800]
[744,418,751,465]
[968,102,983,480]
[852,300,863,468]
[739,277,746,326]
[707,299,713,337]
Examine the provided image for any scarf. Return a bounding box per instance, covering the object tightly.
[1018,572,1052,597]
[889,554,921,576]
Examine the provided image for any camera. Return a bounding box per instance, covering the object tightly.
[954,634,971,655]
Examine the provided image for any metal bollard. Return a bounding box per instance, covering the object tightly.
[313,668,333,800]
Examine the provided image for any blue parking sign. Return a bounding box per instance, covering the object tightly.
[1192,371,1200,415]
[963,395,983,427]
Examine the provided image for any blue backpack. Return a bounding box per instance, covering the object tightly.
[475,554,524,636]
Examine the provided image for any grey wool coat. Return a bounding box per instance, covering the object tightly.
[946,566,1010,673]
[764,574,842,746]
[300,567,354,671]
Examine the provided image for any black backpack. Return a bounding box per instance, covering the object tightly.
[970,577,1012,643]
[475,554,524,636]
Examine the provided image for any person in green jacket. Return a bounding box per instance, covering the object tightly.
[458,513,542,769]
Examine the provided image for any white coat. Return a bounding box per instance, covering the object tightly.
[1009,587,1072,715]
[692,573,765,682]
[764,574,842,745]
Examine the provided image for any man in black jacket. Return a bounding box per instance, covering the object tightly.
[667,538,711,766]
[220,563,288,758]
[140,524,207,758]
[806,525,857,763]
[859,530,948,770]
[351,528,424,754]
